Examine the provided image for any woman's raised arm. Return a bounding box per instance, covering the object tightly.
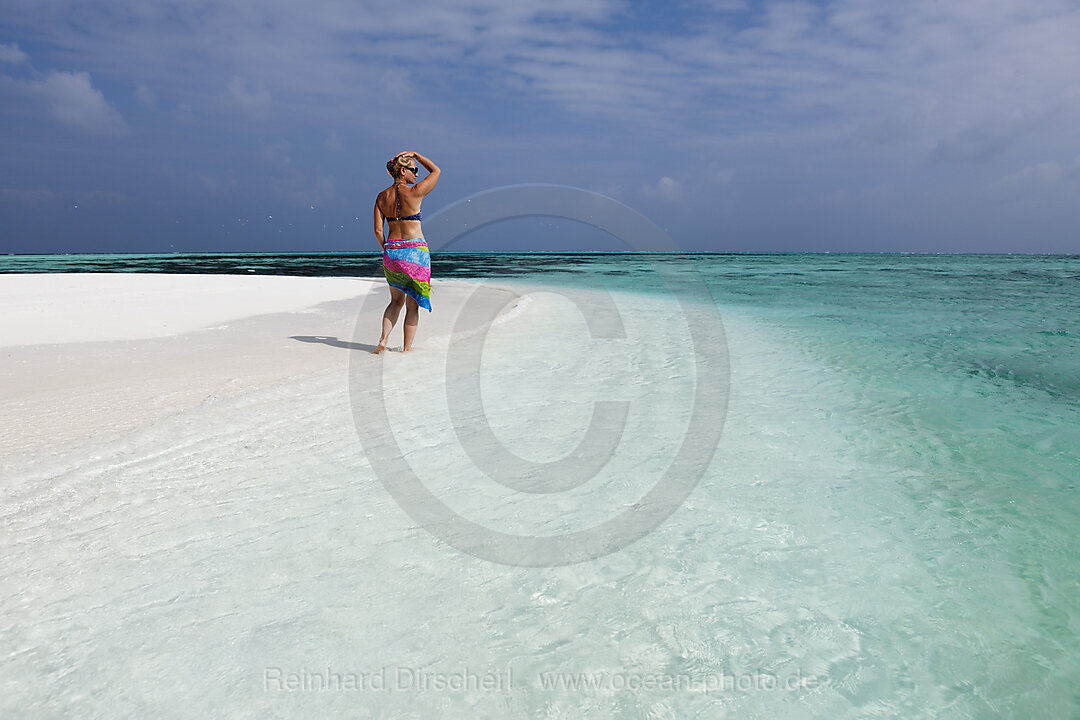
[401,151,441,196]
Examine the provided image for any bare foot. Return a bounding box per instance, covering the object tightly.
[374,341,387,354]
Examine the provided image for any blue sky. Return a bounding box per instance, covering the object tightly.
[2,0,1080,254]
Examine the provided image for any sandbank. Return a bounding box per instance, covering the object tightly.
[0,273,519,463]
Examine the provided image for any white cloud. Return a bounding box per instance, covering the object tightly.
[707,164,734,185]
[77,190,130,205]
[0,43,29,64]
[1013,161,1065,184]
[324,129,344,152]
[661,1,1080,160]
[0,186,60,205]
[135,83,156,108]
[986,161,1068,197]
[642,177,682,201]
[261,140,291,167]
[201,174,238,194]
[6,0,1080,157]
[227,75,271,115]
[32,70,128,136]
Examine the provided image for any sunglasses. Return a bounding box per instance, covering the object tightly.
[405,166,419,174]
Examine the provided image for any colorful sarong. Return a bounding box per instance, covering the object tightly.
[382,238,431,311]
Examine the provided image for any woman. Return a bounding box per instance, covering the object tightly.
[373,151,440,353]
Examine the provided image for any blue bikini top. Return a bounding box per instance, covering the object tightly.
[386,184,422,222]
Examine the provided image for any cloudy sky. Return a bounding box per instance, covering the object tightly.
[2,0,1080,253]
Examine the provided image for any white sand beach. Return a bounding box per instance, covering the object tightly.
[0,273,518,462]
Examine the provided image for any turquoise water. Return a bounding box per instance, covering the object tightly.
[2,253,1078,717]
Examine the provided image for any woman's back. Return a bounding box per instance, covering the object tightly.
[379,184,423,235]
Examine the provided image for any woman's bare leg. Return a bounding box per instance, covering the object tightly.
[376,289,407,353]
[402,297,420,352]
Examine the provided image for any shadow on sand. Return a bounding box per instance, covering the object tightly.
[290,335,380,353]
